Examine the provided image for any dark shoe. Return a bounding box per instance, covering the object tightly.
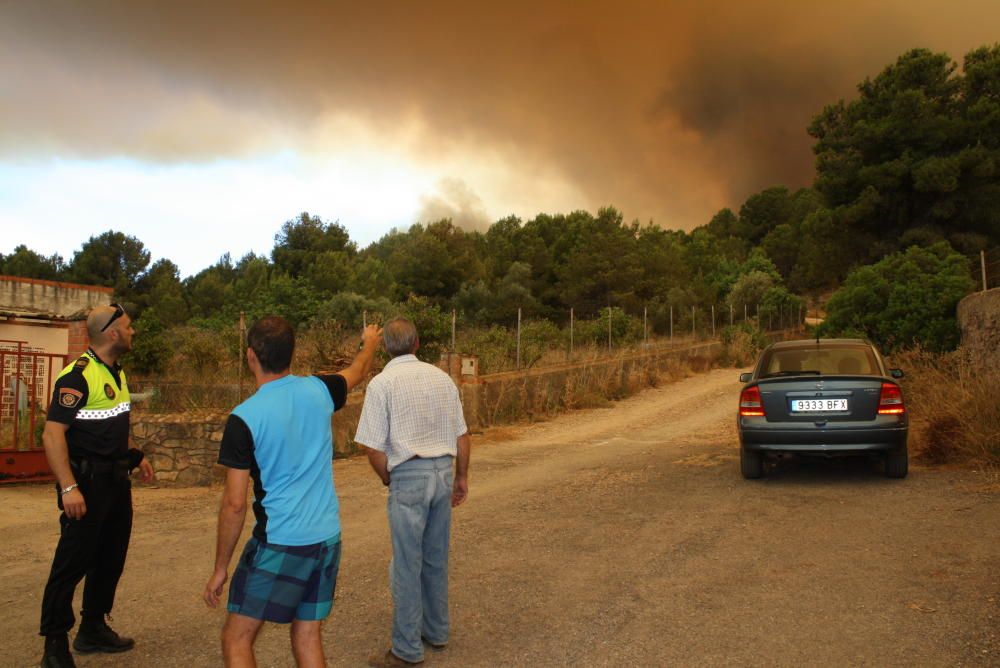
[41,634,77,668]
[72,616,135,654]
[367,649,424,666]
[422,636,447,651]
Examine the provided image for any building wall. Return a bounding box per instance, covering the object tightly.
[0,276,112,317]
[0,321,68,354]
[0,322,71,425]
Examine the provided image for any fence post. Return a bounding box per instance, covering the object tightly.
[670,305,674,344]
[363,310,367,328]
[730,303,733,327]
[711,304,716,338]
[983,250,989,291]
[756,304,760,330]
[570,307,574,357]
[643,306,648,347]
[691,305,696,339]
[452,309,456,349]
[238,311,246,402]
[516,307,522,370]
[744,303,748,323]
[608,306,612,352]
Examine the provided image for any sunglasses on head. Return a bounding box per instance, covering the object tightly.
[100,303,126,332]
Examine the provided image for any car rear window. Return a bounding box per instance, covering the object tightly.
[761,346,880,376]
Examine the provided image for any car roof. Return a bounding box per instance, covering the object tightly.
[767,338,871,350]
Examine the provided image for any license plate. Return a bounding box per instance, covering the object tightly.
[791,398,848,412]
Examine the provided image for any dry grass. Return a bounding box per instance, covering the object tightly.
[720,324,766,367]
[889,347,1000,470]
[475,346,725,428]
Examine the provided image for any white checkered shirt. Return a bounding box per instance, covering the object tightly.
[355,354,468,471]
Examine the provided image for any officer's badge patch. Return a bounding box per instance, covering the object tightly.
[74,357,90,369]
[103,383,115,399]
[59,388,83,408]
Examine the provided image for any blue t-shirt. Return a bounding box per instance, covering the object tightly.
[218,374,347,546]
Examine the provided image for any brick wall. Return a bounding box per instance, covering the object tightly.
[65,320,90,365]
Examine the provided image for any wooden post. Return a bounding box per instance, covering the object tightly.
[238,311,246,402]
[516,307,522,370]
[607,306,612,352]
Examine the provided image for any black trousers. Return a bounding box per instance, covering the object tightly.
[39,462,133,637]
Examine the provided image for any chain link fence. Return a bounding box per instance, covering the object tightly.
[134,298,807,412]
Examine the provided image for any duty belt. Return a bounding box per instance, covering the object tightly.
[70,457,130,479]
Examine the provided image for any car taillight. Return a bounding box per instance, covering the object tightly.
[878,382,905,414]
[740,386,765,417]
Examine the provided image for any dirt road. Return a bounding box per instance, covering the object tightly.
[4,368,999,667]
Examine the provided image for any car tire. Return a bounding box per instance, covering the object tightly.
[884,445,908,479]
[741,448,764,479]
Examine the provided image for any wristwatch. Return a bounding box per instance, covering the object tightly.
[60,483,79,496]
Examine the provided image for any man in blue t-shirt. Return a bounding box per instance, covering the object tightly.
[203,316,381,667]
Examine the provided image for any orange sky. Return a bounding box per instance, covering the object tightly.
[3,0,1000,239]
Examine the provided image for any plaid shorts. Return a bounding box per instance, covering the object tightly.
[228,534,341,622]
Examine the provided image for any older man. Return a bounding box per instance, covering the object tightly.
[356,317,471,667]
[39,303,154,668]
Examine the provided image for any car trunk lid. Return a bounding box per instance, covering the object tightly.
[756,375,884,422]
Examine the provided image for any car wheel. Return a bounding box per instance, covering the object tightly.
[884,445,908,479]
[741,448,764,479]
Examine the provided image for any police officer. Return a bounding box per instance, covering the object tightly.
[39,303,154,668]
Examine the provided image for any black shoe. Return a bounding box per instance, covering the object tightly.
[41,634,77,668]
[72,616,135,654]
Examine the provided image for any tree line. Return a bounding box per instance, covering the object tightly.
[3,45,997,364]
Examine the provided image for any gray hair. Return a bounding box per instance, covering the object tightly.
[383,317,418,357]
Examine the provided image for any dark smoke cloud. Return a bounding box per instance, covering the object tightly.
[2,0,999,230]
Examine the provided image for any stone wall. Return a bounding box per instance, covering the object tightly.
[957,288,1000,370]
[132,397,367,487]
[131,411,227,486]
[131,334,789,487]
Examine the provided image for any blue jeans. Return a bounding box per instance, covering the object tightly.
[388,456,453,663]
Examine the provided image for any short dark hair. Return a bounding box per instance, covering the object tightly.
[248,316,295,373]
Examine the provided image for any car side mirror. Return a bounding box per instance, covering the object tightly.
[739,372,753,383]
[889,368,904,379]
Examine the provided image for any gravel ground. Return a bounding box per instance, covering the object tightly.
[3,367,999,667]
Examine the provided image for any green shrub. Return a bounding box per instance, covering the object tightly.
[819,242,974,352]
